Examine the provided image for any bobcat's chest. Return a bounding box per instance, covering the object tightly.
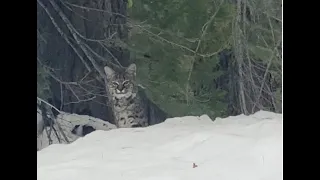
[113,96,148,127]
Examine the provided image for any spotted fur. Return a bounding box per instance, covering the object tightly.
[104,64,167,128]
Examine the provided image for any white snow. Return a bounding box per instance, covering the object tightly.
[37,111,282,180]
[37,112,117,151]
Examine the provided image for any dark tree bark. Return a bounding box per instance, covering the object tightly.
[37,0,130,124]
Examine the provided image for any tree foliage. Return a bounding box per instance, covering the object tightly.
[37,0,282,121]
[126,0,281,118]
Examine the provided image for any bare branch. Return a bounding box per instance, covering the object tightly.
[37,97,70,143]
[59,0,93,23]
[37,97,61,115]
[66,84,81,101]
[37,0,91,72]
[131,23,224,58]
[37,29,47,44]
[98,42,123,67]
[251,47,276,112]
[186,0,225,104]
[46,70,78,85]
[83,42,122,68]
[60,82,64,110]
[65,2,127,18]
[63,95,96,105]
[48,0,115,115]
[45,0,106,80]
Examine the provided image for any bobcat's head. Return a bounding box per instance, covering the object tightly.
[104,64,137,100]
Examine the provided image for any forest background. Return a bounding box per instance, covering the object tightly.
[37,0,282,123]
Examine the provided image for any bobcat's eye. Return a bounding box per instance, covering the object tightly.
[123,81,130,86]
[112,81,119,87]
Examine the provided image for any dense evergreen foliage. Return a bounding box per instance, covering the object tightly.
[127,0,281,118]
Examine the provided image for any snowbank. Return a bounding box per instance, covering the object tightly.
[37,111,116,151]
[37,111,282,180]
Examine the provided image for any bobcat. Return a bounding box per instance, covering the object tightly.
[104,64,168,128]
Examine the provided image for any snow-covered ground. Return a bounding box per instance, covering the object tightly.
[37,111,282,180]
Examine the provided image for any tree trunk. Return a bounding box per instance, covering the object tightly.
[37,0,130,124]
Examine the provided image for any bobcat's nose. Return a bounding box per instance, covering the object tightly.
[118,84,124,91]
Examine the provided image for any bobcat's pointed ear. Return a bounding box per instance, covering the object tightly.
[126,63,136,76]
[104,66,115,79]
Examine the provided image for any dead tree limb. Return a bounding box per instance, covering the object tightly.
[186,0,225,104]
[234,0,248,115]
[37,0,91,72]
[47,0,106,79]
[37,97,70,143]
